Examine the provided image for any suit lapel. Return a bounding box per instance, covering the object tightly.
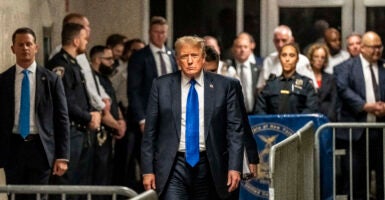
[6,67,16,123]
[35,66,46,109]
[204,72,214,140]
[171,73,182,140]
[354,58,366,98]
[377,60,385,101]
[144,46,158,77]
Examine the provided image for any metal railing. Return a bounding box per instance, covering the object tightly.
[269,121,315,200]
[315,122,385,200]
[0,185,157,200]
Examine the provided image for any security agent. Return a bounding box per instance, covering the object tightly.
[47,23,101,186]
[256,43,318,114]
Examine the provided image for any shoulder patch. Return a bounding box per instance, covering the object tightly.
[52,66,65,78]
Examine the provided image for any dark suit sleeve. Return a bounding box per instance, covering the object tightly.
[255,81,269,114]
[127,52,147,123]
[334,63,366,114]
[141,79,159,174]
[52,74,70,160]
[236,82,259,164]
[226,80,245,172]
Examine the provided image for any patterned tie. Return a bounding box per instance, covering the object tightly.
[19,69,30,139]
[158,51,167,76]
[185,79,199,167]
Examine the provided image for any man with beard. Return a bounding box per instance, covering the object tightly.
[89,45,126,188]
[47,23,101,187]
[323,28,350,74]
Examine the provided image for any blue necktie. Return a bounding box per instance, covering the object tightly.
[19,69,30,139]
[185,79,199,167]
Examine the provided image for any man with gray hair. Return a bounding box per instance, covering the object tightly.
[262,25,316,87]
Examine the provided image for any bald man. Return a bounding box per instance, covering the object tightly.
[323,28,350,74]
[334,31,385,199]
[262,25,316,87]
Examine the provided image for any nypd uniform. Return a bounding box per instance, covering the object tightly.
[46,49,94,185]
[255,72,318,114]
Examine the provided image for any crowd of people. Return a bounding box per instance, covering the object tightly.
[0,11,384,200]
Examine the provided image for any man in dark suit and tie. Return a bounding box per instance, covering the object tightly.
[141,36,243,199]
[230,32,264,114]
[334,31,385,199]
[127,16,178,133]
[0,27,70,188]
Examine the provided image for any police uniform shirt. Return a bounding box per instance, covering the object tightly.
[256,72,318,114]
[47,49,92,125]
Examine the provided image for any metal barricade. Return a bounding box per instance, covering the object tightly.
[315,122,385,200]
[269,121,315,200]
[0,185,158,200]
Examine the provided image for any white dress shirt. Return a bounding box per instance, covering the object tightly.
[325,50,350,74]
[13,62,38,134]
[360,54,379,122]
[179,71,205,152]
[149,43,173,76]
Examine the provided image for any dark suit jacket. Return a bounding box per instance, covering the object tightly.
[229,59,263,113]
[141,71,244,198]
[318,72,338,122]
[334,56,385,140]
[0,65,70,168]
[127,45,178,123]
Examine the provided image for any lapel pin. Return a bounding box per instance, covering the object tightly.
[210,83,214,88]
[42,76,46,80]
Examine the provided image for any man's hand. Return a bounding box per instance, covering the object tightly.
[52,160,68,176]
[89,111,102,130]
[227,170,241,192]
[248,164,258,177]
[143,174,156,190]
[114,120,126,139]
[139,123,145,134]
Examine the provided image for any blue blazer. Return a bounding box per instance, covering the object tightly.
[334,56,385,140]
[0,65,70,167]
[127,45,178,122]
[141,71,244,198]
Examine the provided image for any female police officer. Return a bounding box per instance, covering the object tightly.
[255,43,318,114]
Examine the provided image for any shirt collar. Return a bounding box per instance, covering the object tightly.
[16,61,37,74]
[149,43,166,54]
[181,70,204,87]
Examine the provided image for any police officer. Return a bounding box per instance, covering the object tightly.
[256,43,318,114]
[47,23,101,186]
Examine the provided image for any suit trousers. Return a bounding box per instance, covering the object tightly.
[5,134,50,200]
[161,152,219,200]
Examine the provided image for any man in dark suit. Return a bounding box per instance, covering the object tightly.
[127,16,178,133]
[141,36,244,199]
[0,27,69,189]
[127,16,178,192]
[230,32,264,114]
[334,31,385,199]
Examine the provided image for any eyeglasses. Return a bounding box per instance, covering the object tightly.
[364,45,383,51]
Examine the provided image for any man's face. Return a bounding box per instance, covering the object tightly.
[347,35,361,57]
[149,24,168,48]
[11,33,38,66]
[232,37,252,63]
[101,49,114,67]
[361,33,383,63]
[111,44,124,60]
[325,31,341,54]
[177,44,205,78]
[204,61,218,73]
[273,32,292,51]
[76,29,88,54]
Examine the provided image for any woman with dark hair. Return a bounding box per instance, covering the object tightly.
[307,43,338,121]
[256,43,318,114]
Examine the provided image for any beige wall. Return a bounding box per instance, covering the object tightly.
[0,0,144,72]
